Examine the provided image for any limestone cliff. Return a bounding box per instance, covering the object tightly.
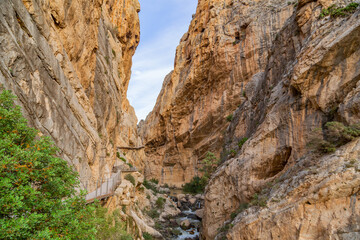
[140,0,360,239]
[0,0,144,190]
[140,0,295,187]
[202,0,360,239]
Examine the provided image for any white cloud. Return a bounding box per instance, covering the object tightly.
[128,0,197,122]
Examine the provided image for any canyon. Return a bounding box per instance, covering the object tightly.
[1,0,360,239]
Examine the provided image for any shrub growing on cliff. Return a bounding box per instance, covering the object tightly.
[95,207,132,240]
[238,137,248,149]
[143,232,153,240]
[0,90,96,239]
[125,174,136,186]
[226,114,234,122]
[0,90,132,239]
[183,152,220,194]
[320,3,359,18]
[183,176,208,194]
[150,178,159,184]
[155,197,166,209]
[143,179,158,193]
[307,121,360,154]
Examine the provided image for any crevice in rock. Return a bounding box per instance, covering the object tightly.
[15,11,32,38]
[256,146,292,179]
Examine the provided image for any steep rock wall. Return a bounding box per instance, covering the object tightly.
[202,0,360,239]
[0,0,144,190]
[140,0,295,187]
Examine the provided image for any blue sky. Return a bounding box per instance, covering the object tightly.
[128,0,198,122]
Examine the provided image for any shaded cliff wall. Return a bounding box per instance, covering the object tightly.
[140,0,295,187]
[0,0,144,190]
[201,0,360,238]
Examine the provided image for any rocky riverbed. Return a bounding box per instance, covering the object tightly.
[158,190,205,240]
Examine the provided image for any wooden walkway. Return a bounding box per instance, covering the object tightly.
[85,171,122,204]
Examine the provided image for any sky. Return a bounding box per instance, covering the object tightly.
[127,0,198,122]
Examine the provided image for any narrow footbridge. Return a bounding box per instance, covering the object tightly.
[85,171,122,204]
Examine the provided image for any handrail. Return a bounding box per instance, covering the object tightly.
[84,171,122,204]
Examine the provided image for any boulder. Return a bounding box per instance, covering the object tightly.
[195,209,204,219]
[189,198,197,205]
[180,219,191,230]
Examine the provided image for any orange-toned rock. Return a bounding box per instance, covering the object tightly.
[0,0,143,190]
[140,0,295,187]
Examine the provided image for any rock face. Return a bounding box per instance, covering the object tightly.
[139,0,360,239]
[201,0,360,239]
[0,0,144,189]
[140,0,295,187]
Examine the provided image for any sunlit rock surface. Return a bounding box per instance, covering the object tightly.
[0,0,144,190]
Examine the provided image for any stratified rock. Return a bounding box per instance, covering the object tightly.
[139,0,295,187]
[201,0,360,239]
[0,0,144,190]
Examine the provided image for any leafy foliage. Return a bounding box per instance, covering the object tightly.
[0,90,98,239]
[183,152,220,194]
[149,178,159,184]
[226,114,233,122]
[0,90,131,239]
[144,208,159,219]
[307,121,360,154]
[143,180,158,193]
[320,3,359,18]
[183,176,208,194]
[238,137,248,149]
[94,207,132,240]
[125,174,136,186]
[143,232,153,240]
[200,152,220,178]
[155,197,166,209]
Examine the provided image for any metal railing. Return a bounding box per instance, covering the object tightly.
[84,171,122,204]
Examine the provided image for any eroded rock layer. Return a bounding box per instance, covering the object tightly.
[202,0,360,239]
[0,0,144,190]
[140,0,360,239]
[140,0,295,187]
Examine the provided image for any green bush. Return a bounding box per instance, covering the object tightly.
[144,209,159,219]
[116,152,121,159]
[226,114,233,122]
[0,90,100,239]
[150,178,159,184]
[238,137,248,149]
[307,121,360,154]
[156,197,166,209]
[120,157,126,163]
[143,232,153,240]
[125,174,136,186]
[183,176,208,194]
[230,203,249,220]
[250,193,267,207]
[95,208,132,240]
[320,3,359,18]
[229,149,237,157]
[143,180,158,193]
